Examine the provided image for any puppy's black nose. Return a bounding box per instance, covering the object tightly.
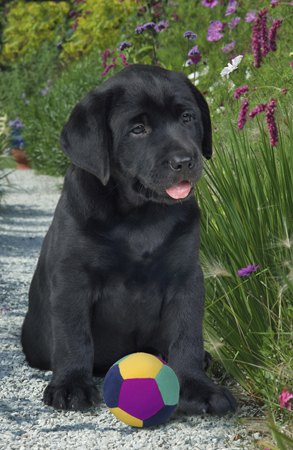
[170,155,194,171]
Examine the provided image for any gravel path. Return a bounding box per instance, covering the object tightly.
[0,170,256,450]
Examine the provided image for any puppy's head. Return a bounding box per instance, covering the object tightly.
[60,64,212,204]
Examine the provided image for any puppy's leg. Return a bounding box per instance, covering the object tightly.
[163,268,237,415]
[43,291,100,411]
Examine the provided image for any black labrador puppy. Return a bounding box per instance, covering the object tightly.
[21,64,237,415]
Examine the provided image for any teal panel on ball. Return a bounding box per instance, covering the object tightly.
[155,365,180,405]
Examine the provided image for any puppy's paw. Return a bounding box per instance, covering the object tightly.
[43,379,100,410]
[179,373,237,415]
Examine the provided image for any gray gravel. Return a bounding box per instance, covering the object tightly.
[0,170,256,450]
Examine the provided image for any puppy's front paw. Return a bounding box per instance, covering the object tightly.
[43,379,100,410]
[179,373,237,415]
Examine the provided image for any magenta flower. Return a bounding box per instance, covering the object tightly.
[225,0,237,16]
[245,10,256,22]
[222,40,236,53]
[118,54,130,66]
[228,17,240,29]
[234,85,249,99]
[291,61,293,68]
[237,98,249,130]
[269,19,283,52]
[248,103,266,119]
[119,41,132,51]
[265,98,278,147]
[279,390,293,410]
[173,12,178,22]
[184,30,197,40]
[201,0,218,8]
[207,21,224,42]
[271,0,279,5]
[237,263,259,276]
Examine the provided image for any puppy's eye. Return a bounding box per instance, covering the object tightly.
[182,113,193,123]
[131,125,145,135]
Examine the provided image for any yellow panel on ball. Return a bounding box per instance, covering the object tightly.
[109,407,143,427]
[119,353,163,379]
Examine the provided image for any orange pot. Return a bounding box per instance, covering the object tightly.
[11,149,31,170]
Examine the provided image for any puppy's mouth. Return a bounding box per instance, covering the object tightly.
[133,179,193,201]
[166,181,191,199]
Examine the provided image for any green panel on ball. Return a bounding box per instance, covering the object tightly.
[155,365,180,405]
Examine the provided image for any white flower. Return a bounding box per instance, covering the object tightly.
[220,55,243,77]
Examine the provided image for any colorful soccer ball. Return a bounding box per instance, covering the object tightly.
[103,352,180,427]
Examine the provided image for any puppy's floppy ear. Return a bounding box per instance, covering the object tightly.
[185,80,213,160]
[59,90,113,185]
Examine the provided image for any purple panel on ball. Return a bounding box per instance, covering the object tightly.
[119,378,164,421]
[143,403,177,427]
[103,363,124,408]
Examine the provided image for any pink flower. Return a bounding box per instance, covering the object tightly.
[245,10,256,22]
[234,85,249,99]
[173,12,178,22]
[201,0,218,8]
[265,98,278,147]
[207,21,224,41]
[228,17,240,29]
[225,0,237,16]
[237,263,259,276]
[237,98,249,130]
[279,390,293,410]
[291,61,293,68]
[222,40,236,53]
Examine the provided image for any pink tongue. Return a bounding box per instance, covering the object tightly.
[166,181,191,199]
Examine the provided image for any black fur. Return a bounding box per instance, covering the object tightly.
[21,64,237,414]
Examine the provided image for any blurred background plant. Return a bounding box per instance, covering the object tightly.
[0,0,292,446]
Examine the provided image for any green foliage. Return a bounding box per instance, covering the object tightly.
[20,53,105,176]
[0,0,70,64]
[61,0,137,63]
[197,111,293,413]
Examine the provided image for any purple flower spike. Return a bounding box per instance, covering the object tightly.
[248,103,266,119]
[234,85,249,100]
[269,19,283,52]
[201,0,218,8]
[237,98,249,130]
[265,98,278,146]
[251,16,262,68]
[237,263,259,276]
[259,8,270,57]
[184,30,197,40]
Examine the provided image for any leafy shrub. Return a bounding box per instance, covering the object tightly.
[0,0,70,64]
